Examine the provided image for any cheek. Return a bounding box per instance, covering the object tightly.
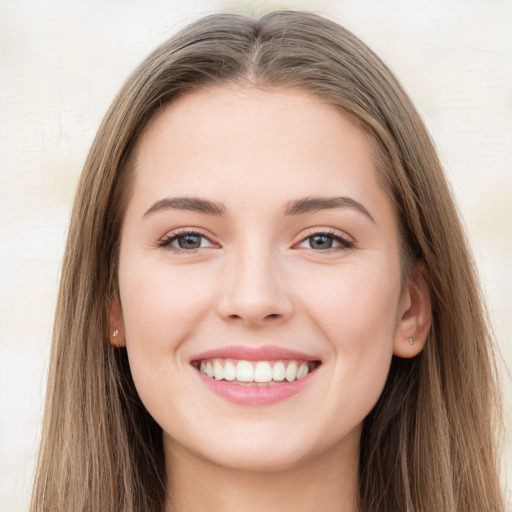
[119,257,215,349]
[118,258,216,421]
[298,261,400,398]
[300,260,401,340]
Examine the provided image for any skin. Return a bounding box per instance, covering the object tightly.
[110,85,431,512]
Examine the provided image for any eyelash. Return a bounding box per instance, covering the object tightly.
[157,229,355,253]
[157,230,215,252]
[296,229,355,252]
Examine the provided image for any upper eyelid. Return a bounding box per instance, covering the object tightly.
[295,227,354,242]
[161,227,212,240]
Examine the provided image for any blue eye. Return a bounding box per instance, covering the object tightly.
[297,232,353,251]
[309,234,335,249]
[175,233,203,249]
[158,231,215,251]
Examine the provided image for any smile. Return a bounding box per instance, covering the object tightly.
[190,346,322,405]
[194,359,320,385]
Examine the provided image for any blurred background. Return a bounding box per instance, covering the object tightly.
[0,0,511,509]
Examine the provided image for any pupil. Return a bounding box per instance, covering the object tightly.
[310,235,332,249]
[178,234,201,249]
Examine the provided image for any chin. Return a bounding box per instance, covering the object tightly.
[164,420,361,474]
[196,442,314,473]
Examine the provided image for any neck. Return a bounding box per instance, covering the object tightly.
[163,430,361,512]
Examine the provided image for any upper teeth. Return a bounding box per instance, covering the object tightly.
[198,359,311,383]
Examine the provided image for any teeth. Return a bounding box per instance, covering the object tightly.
[214,360,223,380]
[254,362,273,382]
[272,362,286,381]
[236,361,255,382]
[285,361,298,382]
[224,361,237,381]
[198,358,313,384]
[297,363,309,379]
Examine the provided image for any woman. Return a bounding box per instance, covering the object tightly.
[30,11,505,512]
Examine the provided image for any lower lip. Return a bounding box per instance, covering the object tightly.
[196,370,317,406]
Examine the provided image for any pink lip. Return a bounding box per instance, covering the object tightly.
[190,345,319,362]
[196,370,318,406]
[190,345,321,406]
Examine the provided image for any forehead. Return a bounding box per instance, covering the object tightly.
[131,86,385,203]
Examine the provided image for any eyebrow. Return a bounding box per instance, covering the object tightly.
[143,195,375,223]
[143,197,227,218]
[285,196,375,223]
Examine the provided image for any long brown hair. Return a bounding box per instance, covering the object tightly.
[31,11,504,511]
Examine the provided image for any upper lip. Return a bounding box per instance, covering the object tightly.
[190,345,320,362]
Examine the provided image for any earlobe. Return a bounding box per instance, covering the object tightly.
[393,263,432,358]
[109,297,126,348]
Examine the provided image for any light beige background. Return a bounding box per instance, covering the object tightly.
[1,0,511,510]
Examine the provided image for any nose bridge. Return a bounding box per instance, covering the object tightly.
[218,236,292,325]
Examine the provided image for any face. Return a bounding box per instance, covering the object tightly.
[112,85,426,473]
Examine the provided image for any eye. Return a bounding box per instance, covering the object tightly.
[158,231,217,251]
[296,231,354,251]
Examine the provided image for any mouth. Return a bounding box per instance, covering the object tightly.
[189,346,322,405]
[191,358,322,386]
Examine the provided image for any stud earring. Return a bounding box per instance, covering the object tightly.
[111,329,122,347]
[408,337,414,345]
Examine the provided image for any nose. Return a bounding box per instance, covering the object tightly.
[217,247,293,327]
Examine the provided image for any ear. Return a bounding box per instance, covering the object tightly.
[109,297,126,348]
[393,262,432,358]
